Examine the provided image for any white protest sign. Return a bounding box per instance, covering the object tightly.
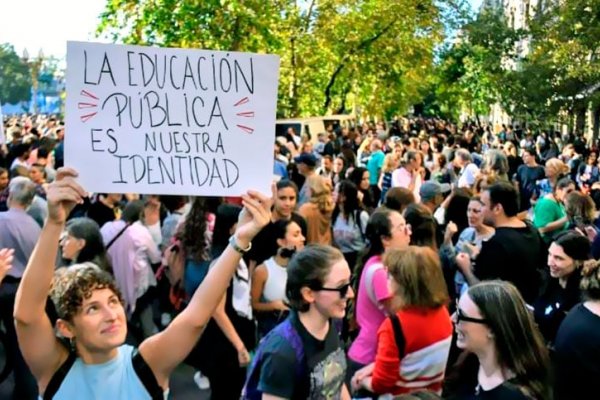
[66,41,280,196]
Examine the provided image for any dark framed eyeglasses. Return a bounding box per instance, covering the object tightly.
[312,282,352,298]
[456,307,488,324]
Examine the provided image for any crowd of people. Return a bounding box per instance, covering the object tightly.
[1,114,600,399]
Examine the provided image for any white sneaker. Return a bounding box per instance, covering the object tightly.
[193,371,210,390]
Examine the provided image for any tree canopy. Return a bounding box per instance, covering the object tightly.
[0,44,32,104]
[97,0,467,119]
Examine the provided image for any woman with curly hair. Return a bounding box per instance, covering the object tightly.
[13,167,272,399]
[299,175,334,245]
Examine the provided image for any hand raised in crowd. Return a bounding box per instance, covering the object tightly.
[46,167,87,225]
[462,242,480,259]
[444,221,458,244]
[456,252,473,275]
[234,184,275,245]
[0,248,14,284]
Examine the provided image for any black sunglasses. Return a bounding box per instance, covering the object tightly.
[456,307,488,324]
[312,283,352,298]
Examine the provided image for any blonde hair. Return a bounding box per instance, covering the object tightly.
[382,153,399,174]
[307,175,334,214]
[545,158,570,179]
[503,142,518,157]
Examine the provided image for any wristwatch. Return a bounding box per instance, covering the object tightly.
[229,235,252,255]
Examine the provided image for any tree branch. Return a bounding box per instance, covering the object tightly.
[323,19,397,112]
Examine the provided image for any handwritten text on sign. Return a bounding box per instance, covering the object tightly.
[66,41,280,196]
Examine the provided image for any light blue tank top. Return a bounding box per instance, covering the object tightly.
[45,344,169,400]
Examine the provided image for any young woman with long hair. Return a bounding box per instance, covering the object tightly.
[244,245,354,399]
[298,175,334,245]
[13,167,272,399]
[251,219,305,337]
[534,231,590,345]
[445,281,551,400]
[61,217,111,273]
[347,209,412,386]
[332,180,369,271]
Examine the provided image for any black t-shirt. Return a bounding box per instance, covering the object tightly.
[515,164,545,211]
[554,303,600,400]
[445,354,536,400]
[533,274,581,345]
[465,383,533,400]
[474,224,545,303]
[247,213,307,266]
[258,312,346,399]
[86,201,117,228]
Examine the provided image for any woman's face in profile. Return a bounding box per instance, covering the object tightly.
[453,292,493,353]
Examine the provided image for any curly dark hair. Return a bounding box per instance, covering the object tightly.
[180,197,210,262]
[50,265,123,322]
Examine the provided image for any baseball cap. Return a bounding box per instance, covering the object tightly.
[294,153,318,168]
[420,180,451,201]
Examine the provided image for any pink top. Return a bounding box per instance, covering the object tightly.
[391,167,421,202]
[101,220,162,314]
[348,255,392,364]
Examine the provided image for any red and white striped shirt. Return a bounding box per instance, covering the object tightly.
[371,306,453,396]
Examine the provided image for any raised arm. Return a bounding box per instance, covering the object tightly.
[139,187,273,386]
[14,168,87,386]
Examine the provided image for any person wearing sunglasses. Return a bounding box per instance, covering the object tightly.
[244,245,354,399]
[351,246,452,397]
[347,208,411,396]
[445,281,551,400]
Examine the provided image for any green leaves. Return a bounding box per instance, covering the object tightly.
[96,0,452,118]
[0,44,32,104]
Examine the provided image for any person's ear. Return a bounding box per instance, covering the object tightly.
[381,234,391,249]
[276,237,285,248]
[76,238,86,252]
[300,286,316,306]
[56,318,75,340]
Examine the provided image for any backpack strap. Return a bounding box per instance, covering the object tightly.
[242,318,306,400]
[390,313,406,359]
[105,222,131,250]
[43,350,77,400]
[131,349,165,400]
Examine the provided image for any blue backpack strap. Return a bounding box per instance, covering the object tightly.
[242,318,305,400]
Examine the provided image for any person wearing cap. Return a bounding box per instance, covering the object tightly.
[294,152,318,207]
[420,181,451,216]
